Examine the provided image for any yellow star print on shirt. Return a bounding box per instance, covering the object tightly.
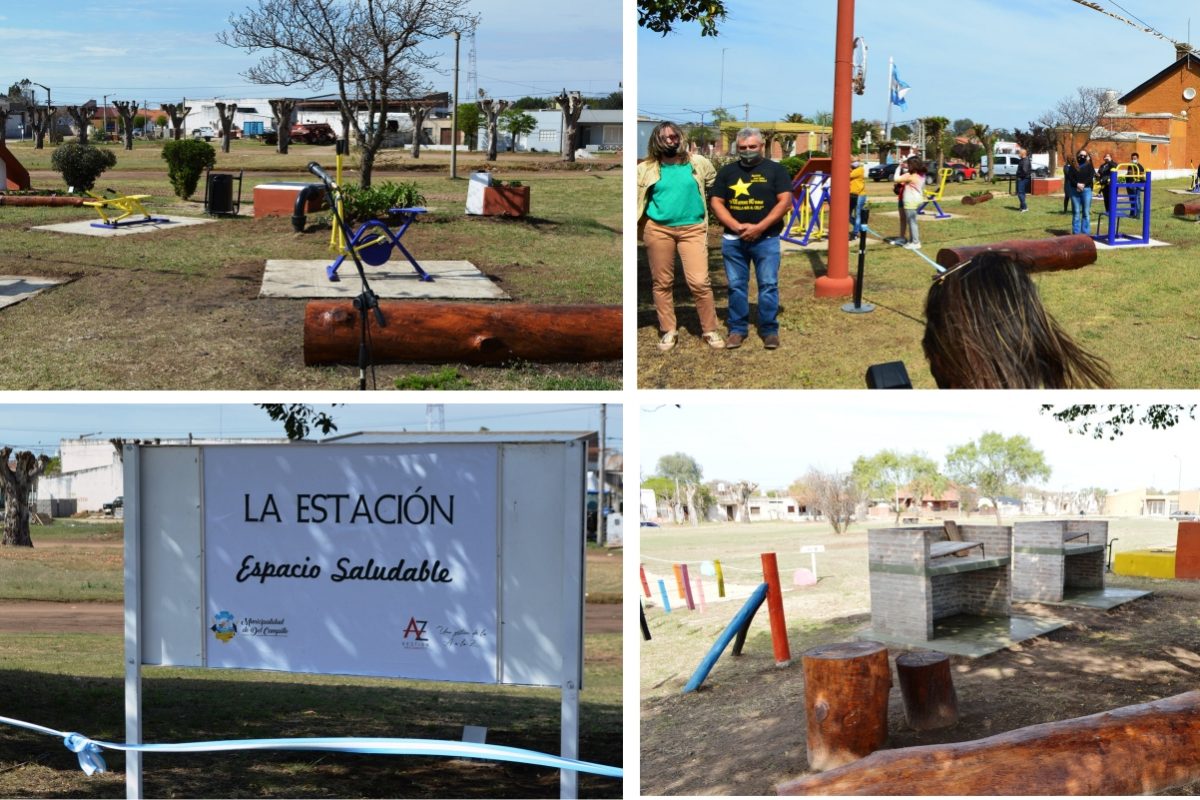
[729,177,753,198]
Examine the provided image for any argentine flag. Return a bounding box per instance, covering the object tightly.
[890,62,911,110]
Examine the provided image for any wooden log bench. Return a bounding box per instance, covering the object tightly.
[802,641,891,772]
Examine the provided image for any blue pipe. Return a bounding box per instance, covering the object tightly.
[683,582,769,693]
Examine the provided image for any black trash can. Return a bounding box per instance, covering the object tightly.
[206,172,234,215]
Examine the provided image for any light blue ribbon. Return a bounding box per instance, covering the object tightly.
[0,715,622,779]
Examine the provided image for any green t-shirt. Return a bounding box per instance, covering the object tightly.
[646,164,705,227]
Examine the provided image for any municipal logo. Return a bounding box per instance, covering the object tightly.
[210,610,237,643]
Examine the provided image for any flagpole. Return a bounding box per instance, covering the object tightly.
[884,56,893,143]
[814,0,855,299]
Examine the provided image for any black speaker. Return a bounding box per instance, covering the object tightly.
[866,361,912,389]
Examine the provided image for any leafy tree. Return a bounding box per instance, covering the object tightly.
[638,0,728,37]
[945,432,1050,524]
[510,96,552,111]
[656,452,703,527]
[800,468,861,535]
[891,124,912,141]
[877,139,896,164]
[0,447,50,547]
[50,143,117,191]
[920,115,950,172]
[588,90,623,110]
[783,112,807,124]
[1013,124,1057,174]
[456,101,481,149]
[952,118,976,136]
[255,404,340,440]
[852,450,944,524]
[811,110,833,127]
[1040,404,1198,440]
[499,107,537,152]
[641,476,674,519]
[161,138,216,199]
[710,106,735,125]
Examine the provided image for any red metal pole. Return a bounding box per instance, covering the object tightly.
[640,564,651,597]
[815,0,856,298]
[761,552,792,665]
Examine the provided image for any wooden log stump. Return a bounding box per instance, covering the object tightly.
[895,650,958,731]
[1174,200,1200,218]
[779,690,1200,796]
[961,192,993,205]
[802,641,891,772]
[934,233,1096,272]
[303,301,622,365]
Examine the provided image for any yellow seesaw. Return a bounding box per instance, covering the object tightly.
[82,189,168,228]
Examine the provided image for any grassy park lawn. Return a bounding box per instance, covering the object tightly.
[637,175,1200,388]
[0,139,620,390]
[0,525,623,798]
[639,517,1200,795]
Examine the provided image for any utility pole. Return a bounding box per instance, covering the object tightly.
[719,48,728,110]
[743,102,749,122]
[451,31,460,179]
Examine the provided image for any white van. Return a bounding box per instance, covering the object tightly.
[982,153,1049,177]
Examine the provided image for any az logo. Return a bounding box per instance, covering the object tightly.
[403,617,428,641]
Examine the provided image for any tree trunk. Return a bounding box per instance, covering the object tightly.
[408,105,428,159]
[215,101,238,154]
[113,101,139,151]
[66,107,90,145]
[802,641,891,771]
[556,89,584,162]
[303,302,622,365]
[779,690,1200,796]
[269,99,294,155]
[960,192,993,205]
[0,448,50,548]
[934,234,1096,273]
[1174,200,1200,218]
[896,650,958,731]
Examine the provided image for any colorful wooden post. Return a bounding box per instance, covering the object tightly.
[657,578,672,613]
[639,564,651,597]
[761,552,792,666]
[714,559,726,597]
[673,564,686,599]
[680,564,696,611]
[693,575,707,613]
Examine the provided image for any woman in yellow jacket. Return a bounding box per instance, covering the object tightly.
[637,121,724,351]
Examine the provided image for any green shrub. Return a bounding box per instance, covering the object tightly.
[49,143,117,191]
[779,156,805,178]
[393,367,471,390]
[161,139,217,198]
[338,181,426,223]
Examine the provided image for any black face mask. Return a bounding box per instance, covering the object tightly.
[1077,155,1087,164]
[738,150,764,167]
[662,143,679,157]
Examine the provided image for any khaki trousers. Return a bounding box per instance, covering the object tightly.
[643,220,719,334]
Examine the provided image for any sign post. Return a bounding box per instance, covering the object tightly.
[800,544,826,580]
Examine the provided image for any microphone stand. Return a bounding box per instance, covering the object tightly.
[309,161,383,391]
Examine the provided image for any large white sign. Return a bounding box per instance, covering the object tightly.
[202,444,499,682]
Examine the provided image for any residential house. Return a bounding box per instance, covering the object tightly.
[1104,487,1200,517]
[482,108,622,155]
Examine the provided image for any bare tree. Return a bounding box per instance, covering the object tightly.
[268,98,295,154]
[0,447,50,547]
[1041,87,1124,167]
[65,105,93,145]
[220,0,476,188]
[406,101,430,158]
[803,468,862,535]
[29,104,54,150]
[113,100,139,150]
[162,101,191,141]
[734,480,757,522]
[478,90,510,161]
[555,88,584,162]
[215,101,239,153]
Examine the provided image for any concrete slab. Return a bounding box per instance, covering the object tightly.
[874,209,963,220]
[260,259,509,300]
[1167,188,1200,195]
[0,276,65,310]
[858,613,1070,658]
[33,215,215,237]
[1092,237,1171,250]
[1019,587,1151,611]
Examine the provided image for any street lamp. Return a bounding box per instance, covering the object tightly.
[720,48,729,110]
[450,31,460,180]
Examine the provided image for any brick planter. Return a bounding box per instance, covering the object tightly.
[483,185,530,217]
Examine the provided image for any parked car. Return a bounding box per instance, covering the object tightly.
[191,126,216,141]
[946,161,977,180]
[1170,511,1196,520]
[640,520,660,528]
[290,122,338,145]
[869,163,899,181]
[103,496,124,516]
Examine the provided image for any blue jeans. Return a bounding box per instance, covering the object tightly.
[1015,177,1029,210]
[722,235,780,336]
[850,193,868,237]
[1070,187,1092,234]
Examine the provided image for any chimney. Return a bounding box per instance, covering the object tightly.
[1177,42,1197,61]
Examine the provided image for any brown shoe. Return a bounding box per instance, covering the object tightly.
[725,332,746,349]
[762,334,780,350]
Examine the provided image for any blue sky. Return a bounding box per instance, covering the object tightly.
[0,403,621,456]
[639,395,1200,493]
[636,0,1198,134]
[0,0,621,106]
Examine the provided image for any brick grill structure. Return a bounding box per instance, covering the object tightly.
[1012,520,1107,603]
[868,526,1012,641]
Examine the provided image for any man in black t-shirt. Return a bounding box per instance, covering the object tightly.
[710,128,793,349]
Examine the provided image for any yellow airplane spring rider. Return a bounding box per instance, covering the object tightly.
[82,188,168,228]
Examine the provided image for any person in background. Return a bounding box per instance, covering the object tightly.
[922,250,1113,389]
[1125,151,1145,218]
[1065,149,1095,235]
[894,157,909,243]
[894,156,927,250]
[637,121,724,352]
[1014,148,1032,212]
[1097,153,1116,215]
[710,127,792,350]
[849,158,867,239]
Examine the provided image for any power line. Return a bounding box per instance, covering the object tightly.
[1066,0,1191,50]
